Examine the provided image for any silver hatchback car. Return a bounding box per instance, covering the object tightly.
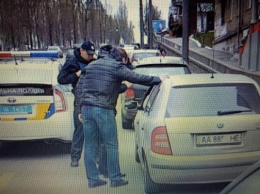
[134,74,260,194]
[121,56,191,129]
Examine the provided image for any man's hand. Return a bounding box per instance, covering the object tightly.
[78,113,83,123]
[122,81,132,88]
[76,70,82,77]
[159,75,170,82]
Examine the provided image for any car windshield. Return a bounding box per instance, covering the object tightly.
[134,65,188,76]
[166,83,260,117]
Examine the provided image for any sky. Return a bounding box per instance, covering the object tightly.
[100,0,172,43]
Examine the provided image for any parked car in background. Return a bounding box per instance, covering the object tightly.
[65,43,82,61]
[121,56,191,129]
[66,49,75,61]
[128,49,161,63]
[134,74,260,194]
[0,51,74,143]
[47,46,63,58]
[122,44,138,55]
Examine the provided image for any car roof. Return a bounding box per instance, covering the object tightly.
[48,46,60,49]
[134,56,187,66]
[129,49,160,54]
[164,74,259,88]
[73,43,82,48]
[0,61,58,84]
[0,51,61,84]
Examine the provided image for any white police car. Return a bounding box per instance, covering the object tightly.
[0,51,74,142]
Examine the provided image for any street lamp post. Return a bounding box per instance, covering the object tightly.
[139,0,144,46]
[148,0,153,49]
[182,0,189,64]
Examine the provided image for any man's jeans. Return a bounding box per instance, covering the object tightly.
[71,105,84,162]
[81,105,121,184]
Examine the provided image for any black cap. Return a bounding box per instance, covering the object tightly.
[98,44,113,58]
[81,41,95,55]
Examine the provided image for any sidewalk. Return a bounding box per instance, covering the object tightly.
[157,35,260,85]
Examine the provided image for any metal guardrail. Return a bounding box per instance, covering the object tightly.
[155,36,260,85]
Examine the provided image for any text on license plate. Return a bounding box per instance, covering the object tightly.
[0,105,32,114]
[196,133,242,146]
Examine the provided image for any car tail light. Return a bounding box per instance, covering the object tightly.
[54,87,66,112]
[151,126,172,155]
[124,88,135,100]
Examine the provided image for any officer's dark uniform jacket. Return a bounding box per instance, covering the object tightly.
[76,48,161,110]
[57,48,94,95]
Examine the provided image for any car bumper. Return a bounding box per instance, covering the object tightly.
[147,150,260,184]
[0,112,74,141]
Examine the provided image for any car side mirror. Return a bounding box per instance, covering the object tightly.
[126,101,138,110]
[137,105,144,111]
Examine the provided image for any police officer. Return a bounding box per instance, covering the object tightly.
[57,41,95,167]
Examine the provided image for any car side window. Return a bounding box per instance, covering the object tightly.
[144,85,160,114]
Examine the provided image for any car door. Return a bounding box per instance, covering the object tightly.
[136,85,161,156]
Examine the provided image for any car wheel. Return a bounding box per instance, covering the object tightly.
[143,155,161,194]
[135,144,140,163]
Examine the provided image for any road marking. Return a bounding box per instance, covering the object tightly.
[0,172,15,192]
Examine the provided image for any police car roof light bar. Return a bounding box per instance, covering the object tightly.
[0,51,59,59]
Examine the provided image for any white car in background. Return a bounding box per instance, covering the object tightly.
[121,56,191,129]
[47,46,63,58]
[0,51,74,143]
[121,44,137,55]
[128,49,161,63]
[134,73,260,194]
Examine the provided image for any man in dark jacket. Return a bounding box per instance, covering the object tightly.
[77,47,161,188]
[57,40,95,167]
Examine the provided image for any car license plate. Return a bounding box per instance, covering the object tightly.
[196,133,242,146]
[0,105,32,114]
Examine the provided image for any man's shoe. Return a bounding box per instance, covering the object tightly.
[103,173,126,178]
[110,179,128,187]
[89,180,107,188]
[70,160,78,167]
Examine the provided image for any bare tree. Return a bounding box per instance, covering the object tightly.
[0,0,131,50]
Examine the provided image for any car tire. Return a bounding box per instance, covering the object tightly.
[135,144,140,163]
[143,155,161,194]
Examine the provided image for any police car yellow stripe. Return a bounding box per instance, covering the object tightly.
[28,103,52,120]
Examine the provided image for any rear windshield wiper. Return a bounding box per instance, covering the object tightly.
[217,109,252,116]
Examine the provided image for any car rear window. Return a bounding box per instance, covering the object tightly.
[166,83,260,117]
[134,65,189,76]
[134,52,159,60]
